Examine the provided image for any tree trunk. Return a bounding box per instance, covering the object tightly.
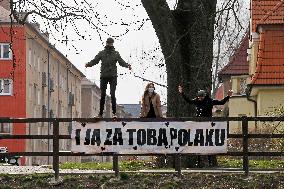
[142,0,217,167]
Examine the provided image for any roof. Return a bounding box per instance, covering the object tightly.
[119,104,141,118]
[251,29,284,85]
[218,33,249,76]
[252,0,284,32]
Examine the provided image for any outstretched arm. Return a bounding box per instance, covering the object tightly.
[212,90,233,105]
[178,85,195,104]
[117,52,131,70]
[85,51,102,67]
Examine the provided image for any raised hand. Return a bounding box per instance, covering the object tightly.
[178,85,183,94]
[227,90,233,97]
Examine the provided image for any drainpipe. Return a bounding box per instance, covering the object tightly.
[246,84,257,130]
[47,49,50,164]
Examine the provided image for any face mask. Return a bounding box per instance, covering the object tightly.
[148,88,154,93]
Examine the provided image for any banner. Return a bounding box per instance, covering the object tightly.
[71,121,227,154]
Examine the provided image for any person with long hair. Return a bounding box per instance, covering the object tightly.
[140,83,163,118]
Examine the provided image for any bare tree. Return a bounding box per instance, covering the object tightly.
[212,0,249,97]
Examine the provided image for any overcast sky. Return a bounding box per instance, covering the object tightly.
[42,0,174,105]
[32,0,249,105]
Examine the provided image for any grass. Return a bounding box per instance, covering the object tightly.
[60,160,160,171]
[218,157,284,169]
[60,158,284,170]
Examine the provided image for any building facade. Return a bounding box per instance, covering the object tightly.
[218,0,284,132]
[0,10,84,165]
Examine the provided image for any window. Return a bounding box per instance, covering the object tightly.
[0,79,12,95]
[37,57,40,71]
[0,43,12,59]
[0,123,12,134]
[28,49,32,66]
[239,78,247,95]
[37,89,41,105]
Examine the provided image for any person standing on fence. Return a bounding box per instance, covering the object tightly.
[85,38,132,118]
[178,85,233,167]
[140,82,163,118]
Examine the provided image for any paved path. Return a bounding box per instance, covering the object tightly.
[0,165,283,175]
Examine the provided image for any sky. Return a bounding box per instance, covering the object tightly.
[30,0,249,105]
[43,0,173,105]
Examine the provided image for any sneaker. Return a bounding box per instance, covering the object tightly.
[95,114,103,118]
[112,113,117,118]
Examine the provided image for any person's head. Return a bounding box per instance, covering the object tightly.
[144,82,155,96]
[106,37,114,46]
[197,90,206,101]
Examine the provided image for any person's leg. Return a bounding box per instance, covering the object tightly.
[99,78,108,116]
[109,77,117,114]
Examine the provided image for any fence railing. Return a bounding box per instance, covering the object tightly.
[0,117,283,180]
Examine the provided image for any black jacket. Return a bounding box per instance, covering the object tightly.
[86,46,129,78]
[181,93,230,117]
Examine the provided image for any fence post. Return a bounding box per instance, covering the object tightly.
[242,116,249,175]
[53,119,60,180]
[174,154,181,177]
[113,154,119,177]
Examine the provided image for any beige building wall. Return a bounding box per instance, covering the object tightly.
[228,96,255,133]
[81,78,101,118]
[256,89,284,116]
[25,24,83,165]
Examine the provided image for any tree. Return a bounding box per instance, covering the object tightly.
[141,0,217,117]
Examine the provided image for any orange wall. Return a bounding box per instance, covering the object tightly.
[0,25,26,165]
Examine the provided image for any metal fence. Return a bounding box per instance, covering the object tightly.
[0,116,283,180]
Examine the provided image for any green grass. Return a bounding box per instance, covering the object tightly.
[60,160,158,171]
[60,158,284,170]
[218,157,284,169]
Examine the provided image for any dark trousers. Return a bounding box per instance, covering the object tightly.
[99,77,117,115]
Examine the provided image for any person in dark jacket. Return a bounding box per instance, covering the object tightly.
[85,38,132,118]
[178,86,232,117]
[178,85,233,167]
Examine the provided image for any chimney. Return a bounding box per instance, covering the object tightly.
[0,0,10,11]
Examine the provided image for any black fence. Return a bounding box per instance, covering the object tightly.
[0,116,283,180]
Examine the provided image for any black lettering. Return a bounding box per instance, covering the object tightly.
[170,128,177,145]
[75,129,81,145]
[215,129,226,146]
[157,128,168,146]
[205,129,214,146]
[137,129,146,146]
[194,129,204,146]
[113,128,123,145]
[84,129,91,145]
[104,129,112,145]
[91,129,101,146]
[147,129,157,145]
[178,129,189,146]
[126,129,136,145]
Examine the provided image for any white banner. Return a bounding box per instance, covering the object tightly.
[71,121,227,154]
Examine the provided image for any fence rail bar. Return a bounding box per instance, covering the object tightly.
[1,117,284,123]
[242,117,249,175]
[2,151,282,157]
[113,154,119,177]
[53,120,60,180]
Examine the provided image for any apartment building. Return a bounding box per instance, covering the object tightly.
[0,8,84,165]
